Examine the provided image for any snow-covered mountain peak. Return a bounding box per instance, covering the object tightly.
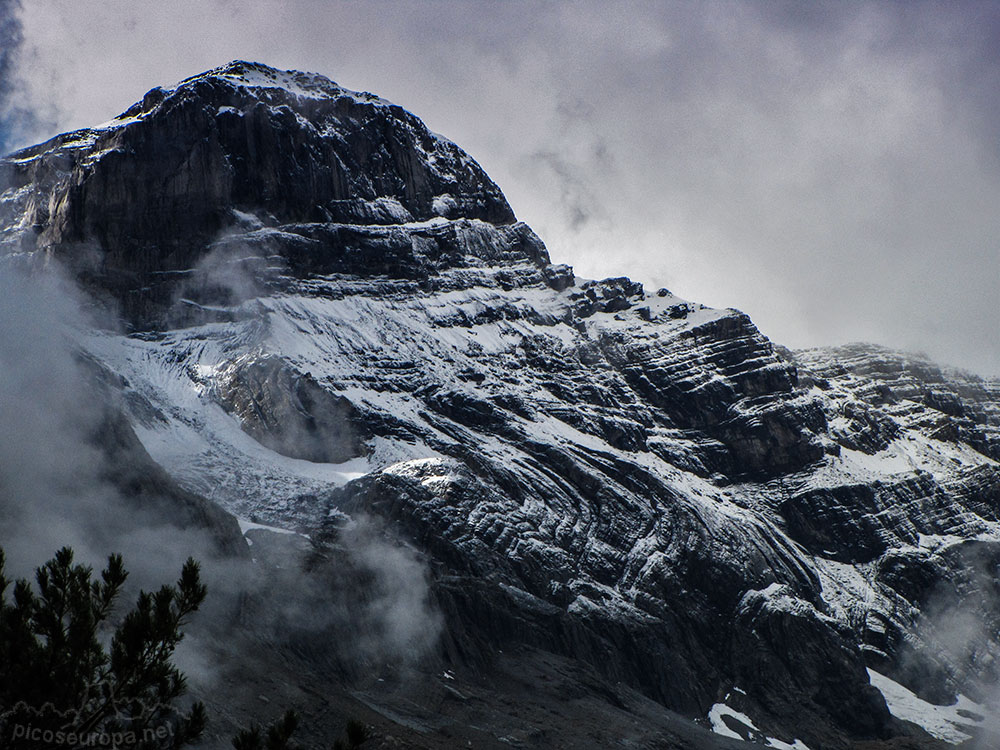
[4,63,1000,749]
[106,60,401,131]
[180,60,383,102]
[1,60,526,326]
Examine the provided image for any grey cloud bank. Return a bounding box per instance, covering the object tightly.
[6,0,999,375]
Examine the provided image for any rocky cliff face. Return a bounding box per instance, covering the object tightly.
[3,62,1000,749]
[0,61,515,326]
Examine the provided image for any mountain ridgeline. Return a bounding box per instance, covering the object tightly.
[3,61,1000,749]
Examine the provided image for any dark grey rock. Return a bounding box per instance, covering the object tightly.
[216,355,366,463]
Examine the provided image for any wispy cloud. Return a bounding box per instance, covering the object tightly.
[0,0,26,153]
[0,0,56,153]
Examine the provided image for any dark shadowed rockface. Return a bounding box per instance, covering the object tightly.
[3,62,1000,748]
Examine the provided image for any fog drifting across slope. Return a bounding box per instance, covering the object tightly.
[0,260,441,678]
[0,0,56,154]
[0,261,232,585]
[0,265,109,572]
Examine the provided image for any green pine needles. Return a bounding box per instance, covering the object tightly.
[0,546,207,749]
[231,709,300,750]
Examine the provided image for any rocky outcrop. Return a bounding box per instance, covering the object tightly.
[216,355,366,463]
[795,343,1000,461]
[731,585,892,749]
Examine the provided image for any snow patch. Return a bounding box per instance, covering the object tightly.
[868,668,997,744]
[237,517,304,538]
[708,703,811,748]
[432,193,457,216]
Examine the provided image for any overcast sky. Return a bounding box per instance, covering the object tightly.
[2,0,998,376]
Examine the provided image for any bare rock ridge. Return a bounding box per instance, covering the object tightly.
[3,61,1000,748]
[0,60,523,325]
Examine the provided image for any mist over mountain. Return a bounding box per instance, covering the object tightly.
[2,61,1000,749]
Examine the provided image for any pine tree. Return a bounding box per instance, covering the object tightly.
[231,709,300,750]
[0,546,207,749]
